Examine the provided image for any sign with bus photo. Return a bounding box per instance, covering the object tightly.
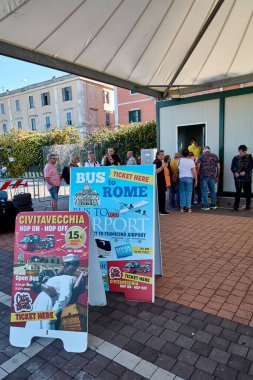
[70,165,161,302]
[10,211,90,352]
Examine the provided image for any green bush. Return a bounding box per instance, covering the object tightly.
[0,127,82,177]
[85,120,157,163]
[0,122,157,177]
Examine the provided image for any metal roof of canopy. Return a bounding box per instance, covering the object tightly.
[0,0,253,99]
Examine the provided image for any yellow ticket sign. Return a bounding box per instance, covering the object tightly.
[122,272,153,284]
[11,310,57,323]
[110,169,153,185]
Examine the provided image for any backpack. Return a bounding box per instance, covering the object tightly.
[86,160,99,166]
[62,166,70,184]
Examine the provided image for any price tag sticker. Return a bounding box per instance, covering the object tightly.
[65,226,86,248]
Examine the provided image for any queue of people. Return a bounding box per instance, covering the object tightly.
[153,138,222,214]
[44,142,252,213]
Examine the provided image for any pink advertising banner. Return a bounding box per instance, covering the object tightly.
[10,211,90,352]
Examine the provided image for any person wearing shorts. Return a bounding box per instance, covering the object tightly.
[44,153,61,211]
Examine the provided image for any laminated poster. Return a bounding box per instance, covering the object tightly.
[10,211,89,352]
[70,165,158,302]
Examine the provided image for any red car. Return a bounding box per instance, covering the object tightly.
[19,234,54,252]
[124,261,151,274]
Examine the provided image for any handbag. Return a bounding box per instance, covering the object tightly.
[171,159,180,183]
[171,170,179,183]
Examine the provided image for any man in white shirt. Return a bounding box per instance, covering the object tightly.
[85,151,100,167]
[26,254,85,330]
[126,151,137,165]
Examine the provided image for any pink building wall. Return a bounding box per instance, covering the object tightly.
[117,88,156,125]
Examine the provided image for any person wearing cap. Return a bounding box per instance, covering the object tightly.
[26,254,85,330]
[196,146,220,210]
[231,145,253,211]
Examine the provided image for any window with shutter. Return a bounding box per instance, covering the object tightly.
[66,111,72,125]
[41,92,50,106]
[31,118,36,131]
[129,109,141,123]
[45,116,51,128]
[62,86,72,101]
[15,99,21,112]
[29,96,34,108]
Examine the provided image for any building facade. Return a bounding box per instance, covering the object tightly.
[157,86,253,194]
[0,75,115,137]
[116,88,156,126]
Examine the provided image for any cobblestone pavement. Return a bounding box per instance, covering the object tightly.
[1,245,253,380]
[0,199,253,379]
[157,208,253,326]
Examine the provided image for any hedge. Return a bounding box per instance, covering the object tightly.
[0,121,157,177]
[0,127,82,177]
[85,120,157,163]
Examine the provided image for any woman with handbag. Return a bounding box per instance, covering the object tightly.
[178,148,198,213]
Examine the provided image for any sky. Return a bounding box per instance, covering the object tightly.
[0,56,67,93]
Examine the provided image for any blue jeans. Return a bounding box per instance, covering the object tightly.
[169,182,180,207]
[200,177,216,208]
[179,177,193,208]
[49,186,59,200]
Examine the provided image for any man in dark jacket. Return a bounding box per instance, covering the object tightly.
[153,150,169,215]
[231,145,253,211]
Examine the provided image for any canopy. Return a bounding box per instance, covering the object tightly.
[1,0,253,99]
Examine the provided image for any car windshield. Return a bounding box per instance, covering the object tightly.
[125,263,134,268]
[20,236,31,243]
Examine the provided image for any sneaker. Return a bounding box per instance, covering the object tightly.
[188,208,192,213]
[160,211,170,215]
[210,206,217,209]
[245,205,251,210]
[232,207,238,212]
[180,208,184,213]
[201,207,210,211]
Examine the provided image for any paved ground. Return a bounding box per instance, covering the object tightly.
[0,197,253,379]
[158,207,253,326]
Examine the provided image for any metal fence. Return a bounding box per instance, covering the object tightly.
[0,177,70,204]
